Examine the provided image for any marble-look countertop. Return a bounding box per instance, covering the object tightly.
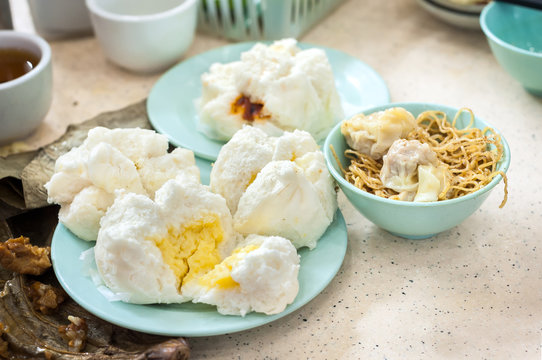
[5,0,541,359]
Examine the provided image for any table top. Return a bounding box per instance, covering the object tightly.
[5,0,542,359]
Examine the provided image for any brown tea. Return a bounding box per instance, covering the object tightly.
[0,48,40,84]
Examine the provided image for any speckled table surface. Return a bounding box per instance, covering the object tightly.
[5,0,542,359]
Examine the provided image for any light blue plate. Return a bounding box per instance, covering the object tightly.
[51,160,348,337]
[147,42,390,161]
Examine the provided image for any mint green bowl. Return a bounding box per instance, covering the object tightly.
[323,102,511,239]
[480,2,542,96]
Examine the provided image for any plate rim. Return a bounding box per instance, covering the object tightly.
[51,209,348,337]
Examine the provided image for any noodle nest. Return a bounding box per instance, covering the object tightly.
[336,108,508,207]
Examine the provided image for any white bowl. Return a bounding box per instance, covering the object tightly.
[431,0,487,14]
[416,0,482,30]
[0,31,52,145]
[28,0,93,40]
[86,0,198,73]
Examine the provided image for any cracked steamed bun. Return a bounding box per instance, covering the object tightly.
[211,127,337,249]
[209,126,276,213]
[94,179,239,304]
[198,38,343,142]
[45,127,199,241]
[183,234,300,316]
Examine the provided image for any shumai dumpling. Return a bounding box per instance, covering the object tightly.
[341,107,417,160]
[380,139,448,202]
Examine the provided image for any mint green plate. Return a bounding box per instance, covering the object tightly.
[51,160,348,337]
[147,42,390,161]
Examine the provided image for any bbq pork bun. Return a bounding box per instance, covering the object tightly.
[198,38,344,142]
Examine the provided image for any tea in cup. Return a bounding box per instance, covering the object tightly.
[0,31,52,145]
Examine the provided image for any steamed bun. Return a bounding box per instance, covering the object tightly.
[45,127,199,241]
[198,38,343,142]
[94,179,239,304]
[183,234,300,316]
[209,126,276,213]
[58,186,114,242]
[211,127,337,249]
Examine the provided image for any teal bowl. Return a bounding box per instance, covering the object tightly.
[323,102,511,239]
[480,2,542,96]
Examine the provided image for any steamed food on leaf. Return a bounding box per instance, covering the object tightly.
[211,126,337,249]
[26,281,66,315]
[45,127,199,241]
[338,107,507,205]
[0,236,51,276]
[198,38,344,142]
[183,234,300,316]
[58,316,87,353]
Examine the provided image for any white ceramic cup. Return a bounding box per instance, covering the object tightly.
[0,31,52,145]
[85,0,198,74]
[28,0,93,40]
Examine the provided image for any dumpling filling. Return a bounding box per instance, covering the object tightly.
[149,214,224,289]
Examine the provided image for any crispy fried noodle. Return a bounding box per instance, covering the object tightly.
[333,108,508,207]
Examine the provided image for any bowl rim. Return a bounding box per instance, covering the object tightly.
[430,0,487,14]
[480,1,542,59]
[323,101,511,208]
[85,0,197,22]
[420,0,483,16]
